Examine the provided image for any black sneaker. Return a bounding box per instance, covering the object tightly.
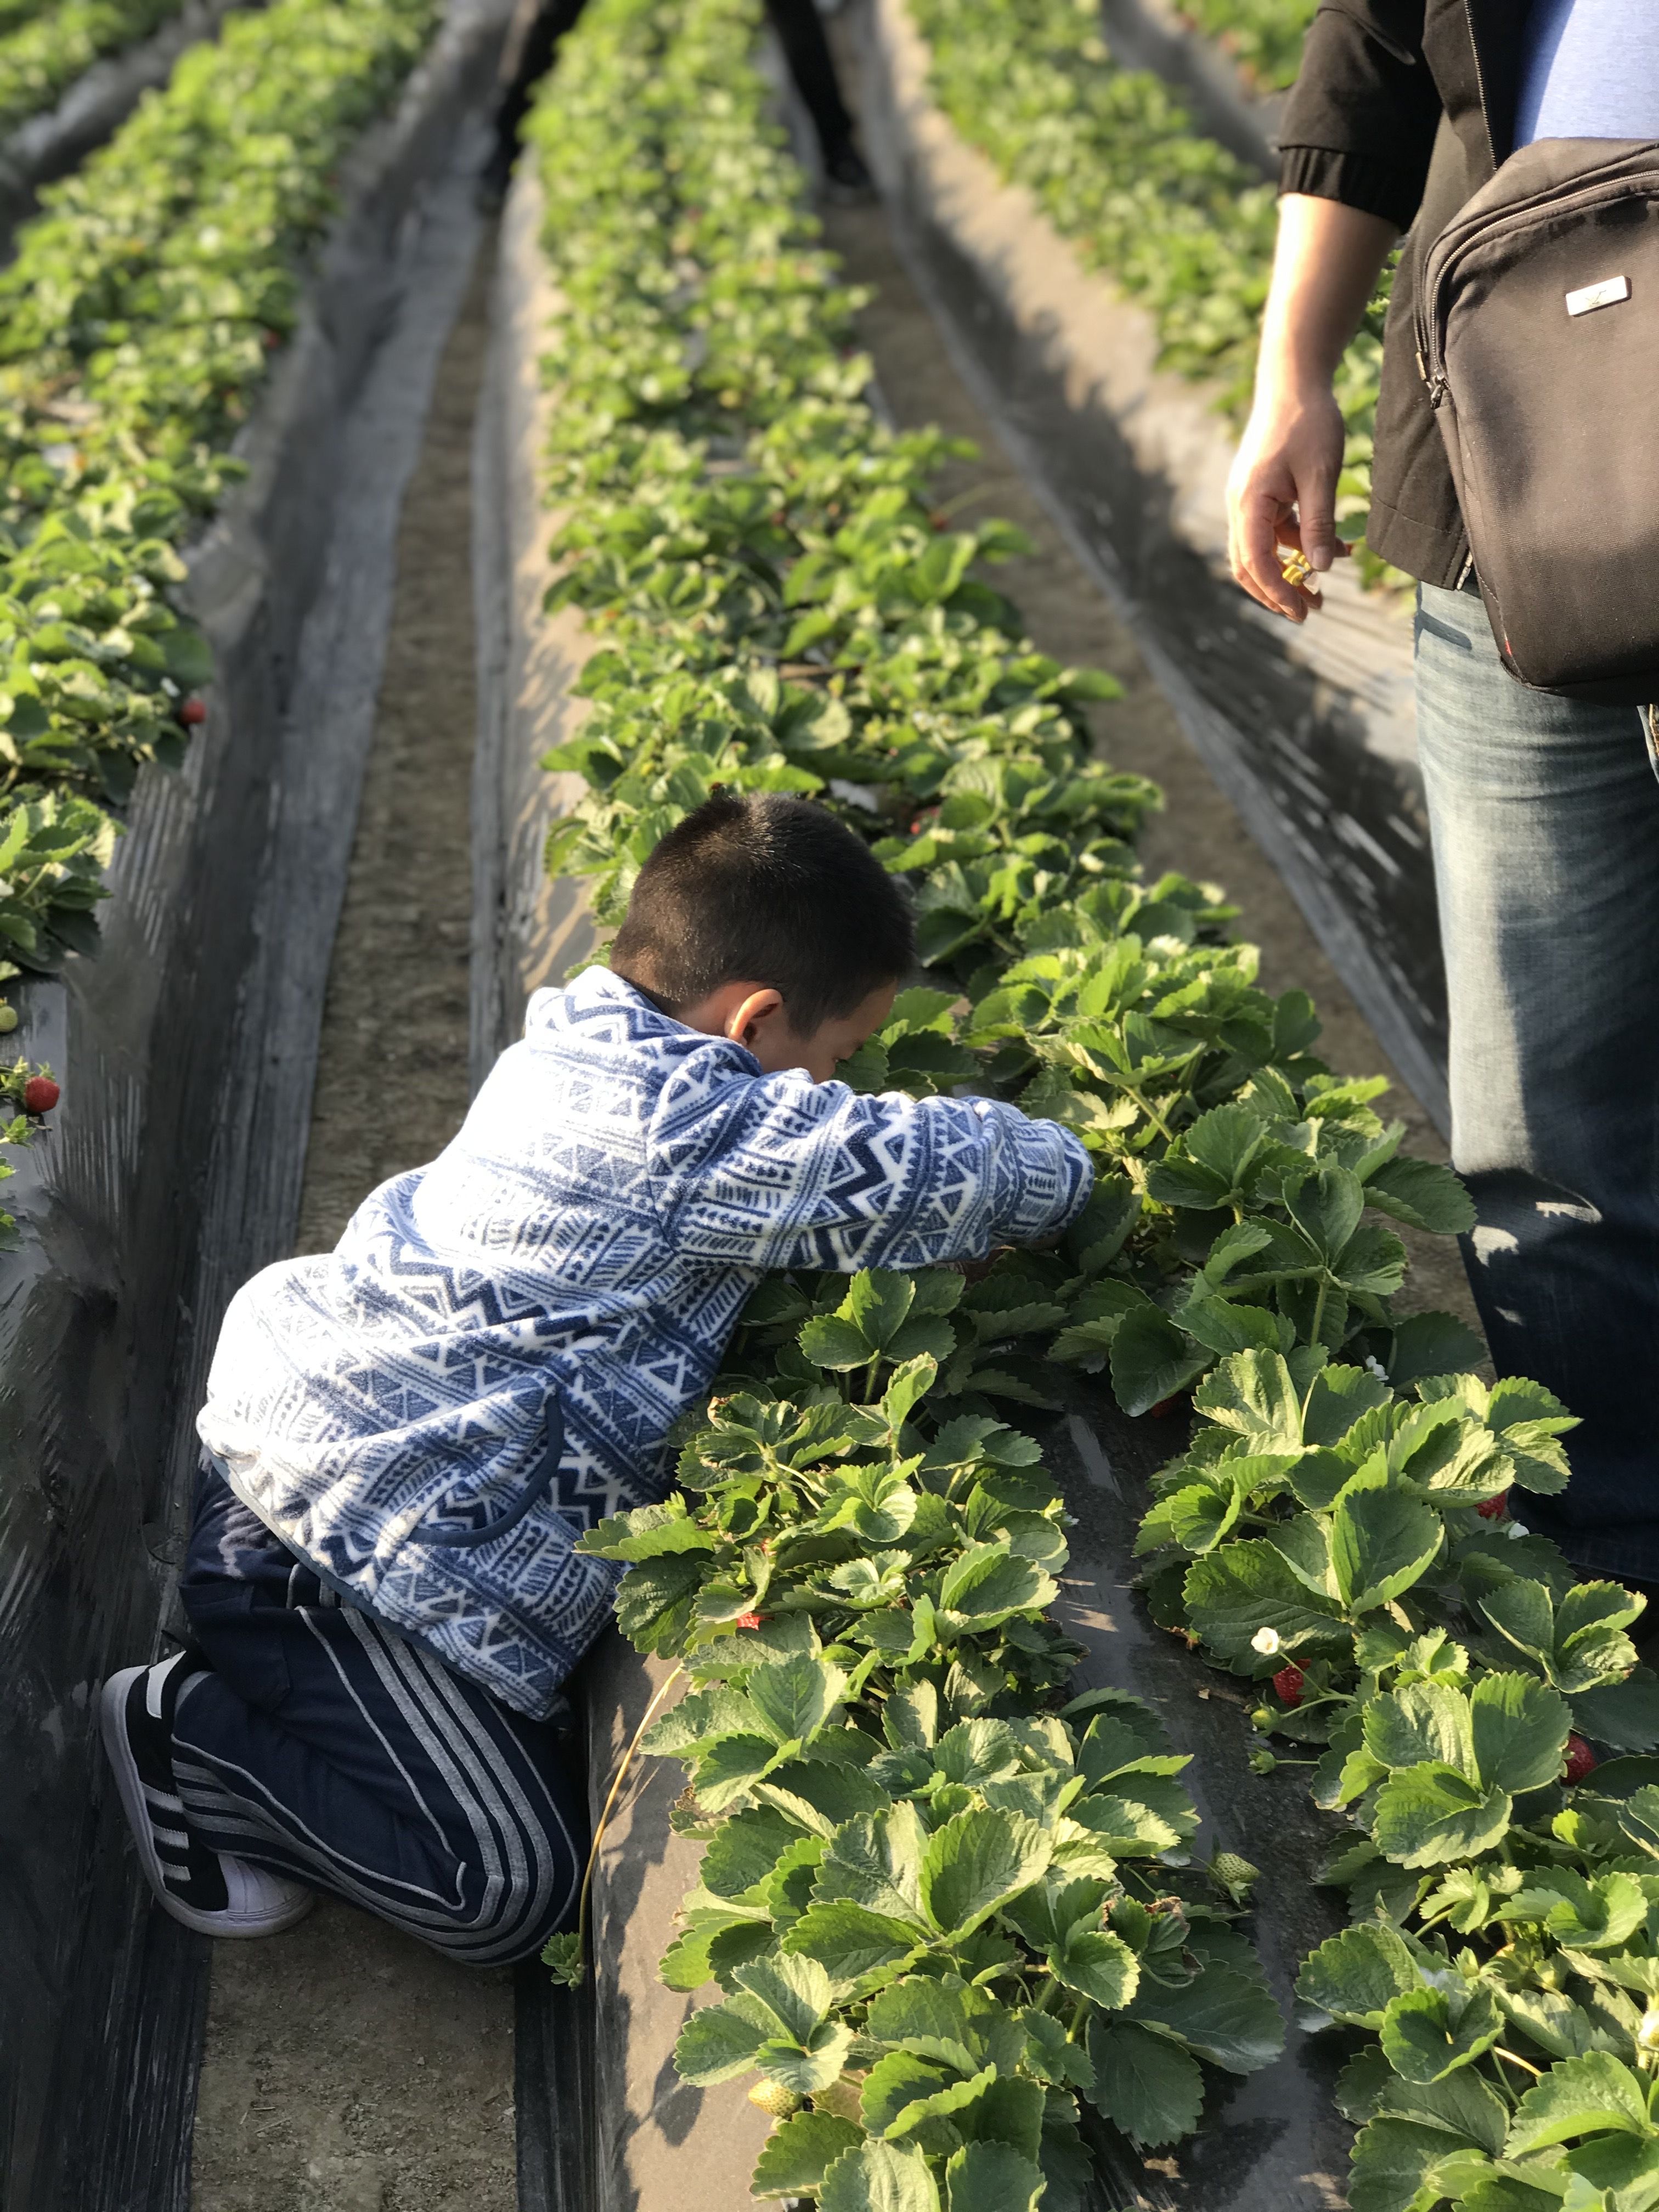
[822,139,877,203]
[100,1653,315,1939]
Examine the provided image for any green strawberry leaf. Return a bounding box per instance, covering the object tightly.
[1504,2052,1655,2155]
[750,2111,866,2199]
[919,1808,1051,1938]
[1085,2019,1205,2147]
[1297,1922,1422,2029]
[820,2138,941,2212]
[943,2141,1045,2212]
[1128,1960,1285,2075]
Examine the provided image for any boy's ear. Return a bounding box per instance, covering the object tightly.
[724,986,785,1049]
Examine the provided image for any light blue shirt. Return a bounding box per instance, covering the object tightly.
[1516,0,1659,146]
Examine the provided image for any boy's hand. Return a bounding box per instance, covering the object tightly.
[943,1231,1062,1283]
[942,1248,1008,1283]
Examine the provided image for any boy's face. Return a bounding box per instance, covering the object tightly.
[679,979,899,1083]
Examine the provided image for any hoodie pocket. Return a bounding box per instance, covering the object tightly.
[419,1390,565,1550]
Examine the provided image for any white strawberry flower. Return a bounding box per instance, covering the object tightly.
[1363,1355,1388,1382]
[1250,1627,1282,1657]
[1641,2008,1659,2051]
[1508,1522,1529,1540]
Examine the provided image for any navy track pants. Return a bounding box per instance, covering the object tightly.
[172,1468,585,1964]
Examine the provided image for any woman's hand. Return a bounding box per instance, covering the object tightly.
[1227,378,1349,624]
[1226,194,1397,625]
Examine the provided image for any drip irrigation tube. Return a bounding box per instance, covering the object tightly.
[0,5,511,2204]
[847,0,1449,1134]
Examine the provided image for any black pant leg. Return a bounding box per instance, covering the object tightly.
[493,0,591,163]
[764,0,855,155]
[174,1466,584,1965]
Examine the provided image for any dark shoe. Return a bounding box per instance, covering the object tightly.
[822,139,876,202]
[100,1653,314,1938]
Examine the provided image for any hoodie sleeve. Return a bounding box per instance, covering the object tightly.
[646,1056,1094,1272]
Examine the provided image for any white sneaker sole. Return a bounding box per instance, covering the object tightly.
[100,1666,317,1939]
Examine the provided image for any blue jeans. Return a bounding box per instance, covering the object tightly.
[1415,580,1659,1578]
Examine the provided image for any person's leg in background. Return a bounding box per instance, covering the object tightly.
[1415,578,1659,1577]
[108,1466,584,1961]
[482,0,874,202]
[481,0,590,202]
[763,0,873,193]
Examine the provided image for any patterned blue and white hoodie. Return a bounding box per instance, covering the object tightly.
[198,967,1093,1717]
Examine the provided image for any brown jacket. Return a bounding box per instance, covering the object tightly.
[1278,2,1530,585]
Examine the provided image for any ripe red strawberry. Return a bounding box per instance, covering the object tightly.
[1148,1397,1177,1419]
[22,1075,59,1114]
[1476,1491,1510,1521]
[1272,1663,1306,1708]
[180,697,207,725]
[1564,1733,1596,1785]
[733,1611,767,1631]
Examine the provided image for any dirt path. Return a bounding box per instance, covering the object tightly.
[187,240,522,2212]
[820,180,1479,1335]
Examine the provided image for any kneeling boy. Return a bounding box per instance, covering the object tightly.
[101,792,1092,1955]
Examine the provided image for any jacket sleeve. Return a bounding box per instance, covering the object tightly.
[1277,0,1442,232]
[647,1060,1094,1273]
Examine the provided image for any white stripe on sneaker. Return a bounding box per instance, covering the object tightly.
[144,1648,192,1720]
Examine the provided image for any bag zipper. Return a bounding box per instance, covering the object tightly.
[1416,152,1659,400]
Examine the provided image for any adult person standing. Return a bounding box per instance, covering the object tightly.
[481,0,874,202]
[1226,1,1659,1579]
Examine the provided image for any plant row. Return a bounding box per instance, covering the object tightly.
[513,2,1620,2207]
[900,7,1659,2194]
[0,0,184,141]
[1137,1342,1659,2212]
[907,0,1397,584]
[0,0,444,1240]
[1173,0,1316,93]
[527,3,1290,2203]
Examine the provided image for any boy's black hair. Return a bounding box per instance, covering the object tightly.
[611,790,915,1033]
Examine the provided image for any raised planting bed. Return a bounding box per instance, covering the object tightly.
[0,0,247,247]
[1167,0,1313,94]
[0,1,511,2202]
[477,3,1659,2210]
[1092,0,1282,173]
[840,0,1449,1130]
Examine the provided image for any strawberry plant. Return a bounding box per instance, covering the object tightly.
[0,0,444,828]
[0,0,187,139]
[580,1325,1286,2190]
[1139,1345,1659,2212]
[0,0,447,1250]
[1171,0,1317,92]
